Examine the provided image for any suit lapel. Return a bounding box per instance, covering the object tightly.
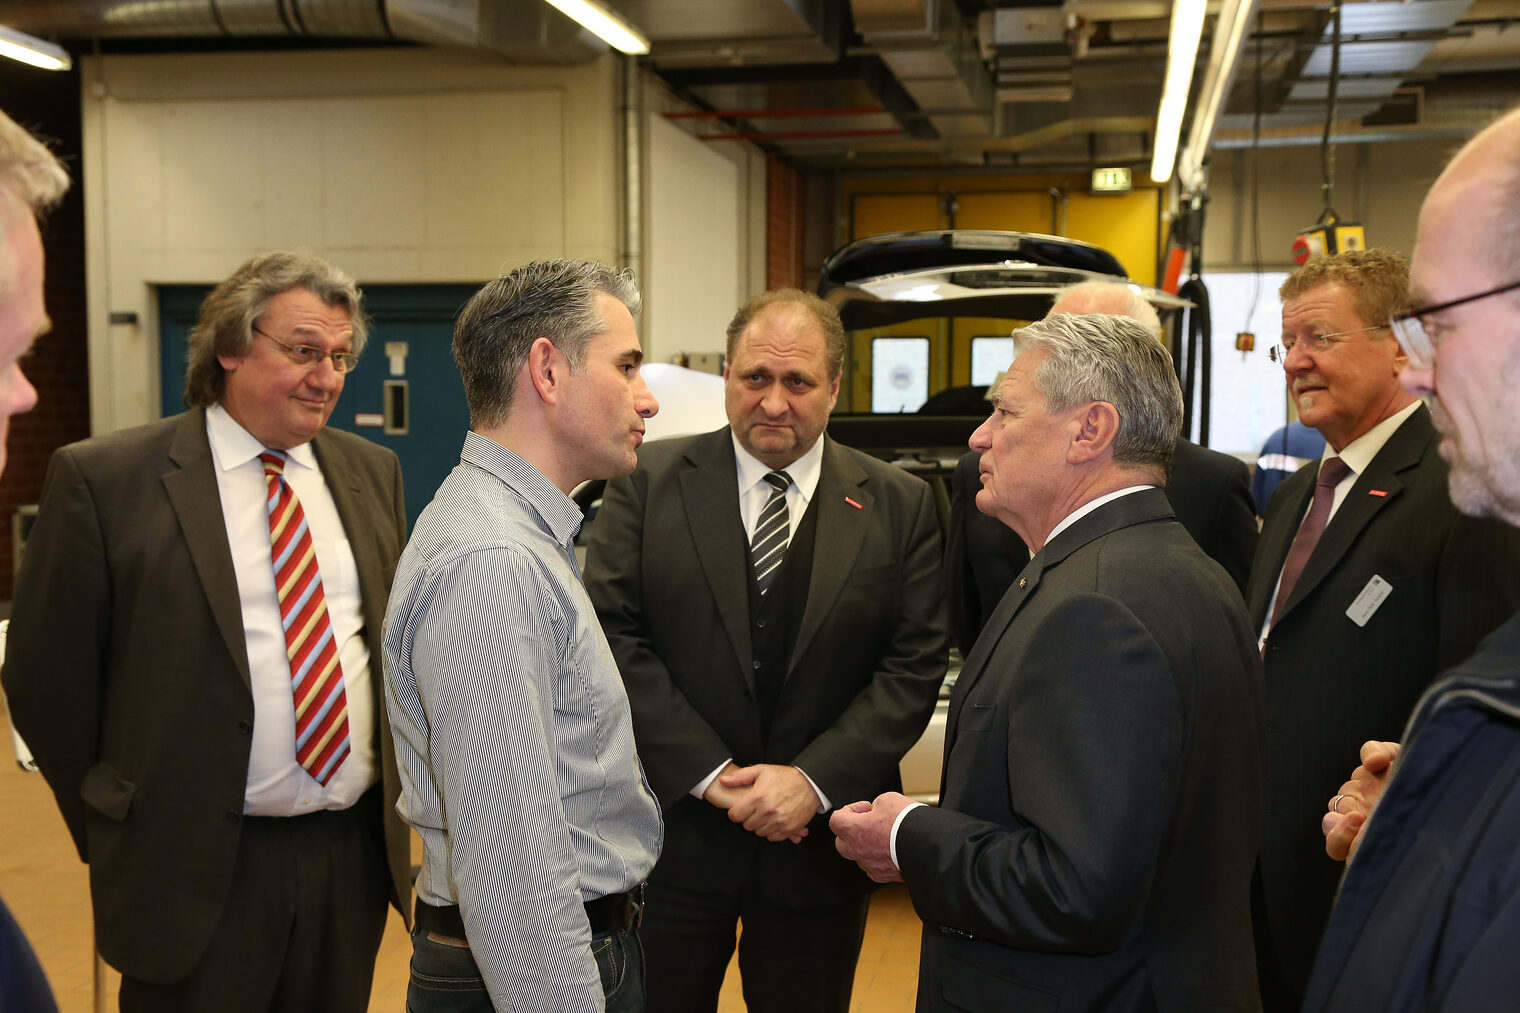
[944,489,1174,753]
[789,438,871,671]
[678,431,756,690]
[1275,409,1433,623]
[161,408,251,690]
[313,432,387,656]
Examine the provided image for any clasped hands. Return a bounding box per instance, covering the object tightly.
[704,762,819,844]
[1322,740,1400,861]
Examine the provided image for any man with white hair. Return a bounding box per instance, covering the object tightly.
[1303,104,1520,1012]
[943,280,1257,655]
[834,312,1263,1011]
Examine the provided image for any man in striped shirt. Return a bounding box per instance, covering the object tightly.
[383,259,664,1012]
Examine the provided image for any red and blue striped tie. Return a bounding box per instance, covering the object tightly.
[260,451,350,785]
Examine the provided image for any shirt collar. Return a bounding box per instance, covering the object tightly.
[1327,400,1421,478]
[1046,485,1155,545]
[731,430,826,503]
[205,403,319,473]
[461,431,583,546]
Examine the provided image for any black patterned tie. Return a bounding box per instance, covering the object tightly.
[750,471,792,595]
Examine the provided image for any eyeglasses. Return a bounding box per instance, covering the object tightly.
[254,326,361,373]
[1390,278,1520,370]
[1268,324,1387,364]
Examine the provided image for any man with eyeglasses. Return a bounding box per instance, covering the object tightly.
[3,252,412,1012]
[1245,247,1520,1012]
[1302,104,1520,1012]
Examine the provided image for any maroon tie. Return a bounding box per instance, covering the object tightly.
[1270,456,1352,628]
[260,451,350,785]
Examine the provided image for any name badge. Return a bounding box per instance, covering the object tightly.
[1346,575,1392,627]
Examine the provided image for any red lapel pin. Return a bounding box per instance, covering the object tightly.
[844,496,863,510]
[1368,489,1388,497]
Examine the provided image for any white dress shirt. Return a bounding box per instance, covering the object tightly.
[1258,400,1422,644]
[206,404,376,815]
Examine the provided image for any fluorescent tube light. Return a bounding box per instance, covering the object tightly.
[1150,0,1207,184]
[0,25,72,71]
[1176,0,1261,191]
[541,0,650,55]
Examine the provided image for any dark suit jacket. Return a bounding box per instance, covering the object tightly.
[1246,405,1520,994]
[584,428,947,904]
[1,408,411,983]
[899,489,1264,1012]
[944,437,1257,656]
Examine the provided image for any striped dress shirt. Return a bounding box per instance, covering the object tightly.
[384,432,662,1011]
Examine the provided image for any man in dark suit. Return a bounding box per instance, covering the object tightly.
[832,312,1263,1011]
[1246,248,1520,1010]
[944,280,1256,655]
[584,288,947,1013]
[2,252,411,1012]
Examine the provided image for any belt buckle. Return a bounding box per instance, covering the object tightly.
[629,882,646,929]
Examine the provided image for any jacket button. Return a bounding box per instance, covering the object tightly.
[753,659,762,669]
[225,808,240,820]
[755,618,768,629]
[237,720,252,734]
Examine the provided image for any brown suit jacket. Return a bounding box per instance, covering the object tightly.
[2,408,410,982]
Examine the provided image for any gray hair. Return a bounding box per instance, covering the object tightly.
[453,258,641,429]
[184,251,368,408]
[0,109,68,217]
[1015,313,1182,477]
[1049,280,1164,343]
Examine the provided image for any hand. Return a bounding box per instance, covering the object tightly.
[1322,740,1401,862]
[830,793,915,884]
[720,764,819,843]
[702,762,751,810]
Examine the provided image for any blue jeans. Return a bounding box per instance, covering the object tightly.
[406,923,646,1013]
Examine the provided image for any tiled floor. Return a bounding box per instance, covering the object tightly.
[2,709,923,1012]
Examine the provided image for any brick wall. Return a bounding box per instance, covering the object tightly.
[1,61,90,602]
[766,155,805,292]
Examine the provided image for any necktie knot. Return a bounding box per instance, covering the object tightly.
[762,470,791,494]
[1317,456,1350,489]
[259,450,287,478]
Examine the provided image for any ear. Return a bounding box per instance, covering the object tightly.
[525,337,565,405]
[1067,401,1119,464]
[217,352,242,373]
[826,372,841,412]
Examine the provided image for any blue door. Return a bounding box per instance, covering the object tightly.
[159,284,479,527]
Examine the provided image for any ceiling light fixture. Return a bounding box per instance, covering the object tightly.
[1150,0,1207,184]
[1176,0,1261,191]
[541,0,650,56]
[0,25,72,71]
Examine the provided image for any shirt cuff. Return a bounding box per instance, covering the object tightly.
[691,758,733,799]
[794,767,831,813]
[889,801,927,872]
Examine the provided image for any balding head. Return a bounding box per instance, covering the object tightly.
[1049,281,1163,343]
[1400,104,1520,524]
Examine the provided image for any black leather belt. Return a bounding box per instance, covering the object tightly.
[416,883,645,942]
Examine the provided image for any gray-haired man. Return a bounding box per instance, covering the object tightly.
[4,250,410,1012]
[834,313,1264,1011]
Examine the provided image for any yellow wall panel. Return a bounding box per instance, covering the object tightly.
[851,193,943,240]
[1064,189,1161,285]
[954,192,1054,234]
